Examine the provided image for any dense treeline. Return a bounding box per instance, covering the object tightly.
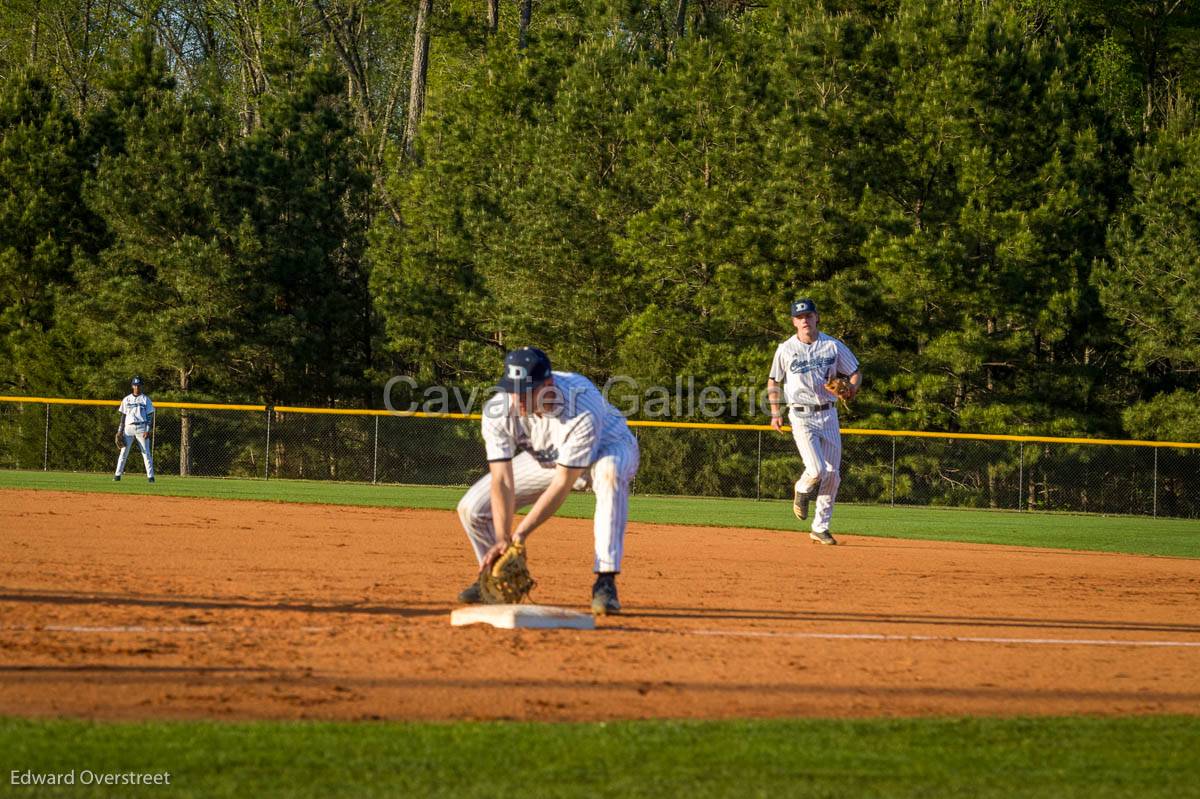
[1,0,1198,442]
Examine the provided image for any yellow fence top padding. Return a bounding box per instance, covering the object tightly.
[271,405,478,419]
[1,396,119,408]
[2,395,1197,448]
[0,396,268,411]
[156,401,267,411]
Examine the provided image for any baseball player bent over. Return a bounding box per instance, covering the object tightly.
[114,376,156,483]
[767,299,861,545]
[456,347,639,615]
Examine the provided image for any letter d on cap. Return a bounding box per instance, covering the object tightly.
[507,365,528,380]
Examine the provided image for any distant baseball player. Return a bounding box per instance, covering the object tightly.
[456,347,640,615]
[767,299,861,544]
[114,376,156,483]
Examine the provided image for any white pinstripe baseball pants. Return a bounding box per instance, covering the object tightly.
[457,433,639,573]
[114,426,155,479]
[789,407,842,534]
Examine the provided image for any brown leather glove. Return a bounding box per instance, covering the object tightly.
[478,543,536,604]
[824,376,854,401]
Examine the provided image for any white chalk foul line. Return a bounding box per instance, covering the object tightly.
[46,625,208,633]
[689,629,1200,649]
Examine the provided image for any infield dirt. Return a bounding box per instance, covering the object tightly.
[1,489,1198,721]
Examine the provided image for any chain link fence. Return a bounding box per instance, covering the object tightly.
[1,400,1197,518]
[634,425,1200,517]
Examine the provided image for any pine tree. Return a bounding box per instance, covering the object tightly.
[0,71,100,392]
[839,1,1123,435]
[1097,105,1200,441]
[231,61,373,404]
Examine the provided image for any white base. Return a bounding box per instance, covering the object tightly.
[450,604,596,630]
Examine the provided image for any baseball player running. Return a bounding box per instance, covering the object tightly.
[114,376,156,483]
[767,299,861,544]
[456,347,640,615]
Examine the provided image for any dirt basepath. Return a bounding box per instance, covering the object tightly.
[1,489,1198,721]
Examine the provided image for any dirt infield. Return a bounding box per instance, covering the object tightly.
[1,488,1198,721]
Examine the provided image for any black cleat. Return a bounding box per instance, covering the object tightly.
[457,582,483,604]
[809,530,838,545]
[148,477,155,483]
[591,572,621,616]
[112,476,121,482]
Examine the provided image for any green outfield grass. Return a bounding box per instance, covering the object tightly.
[3,716,1199,798]
[1,470,1197,558]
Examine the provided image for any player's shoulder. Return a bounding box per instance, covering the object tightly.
[553,370,602,400]
[553,372,615,422]
[819,331,851,348]
[820,332,859,366]
[552,371,604,401]
[551,370,595,388]
[482,390,510,411]
[480,391,513,422]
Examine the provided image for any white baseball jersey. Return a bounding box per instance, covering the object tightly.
[480,371,630,469]
[115,393,156,479]
[118,394,155,429]
[770,332,858,535]
[462,371,639,572]
[769,333,859,406]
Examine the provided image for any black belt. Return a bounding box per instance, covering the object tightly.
[789,402,832,414]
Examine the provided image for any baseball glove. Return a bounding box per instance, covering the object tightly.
[824,376,854,402]
[478,542,536,604]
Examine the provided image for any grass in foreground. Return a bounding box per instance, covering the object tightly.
[3,716,1199,799]
[1,470,1197,558]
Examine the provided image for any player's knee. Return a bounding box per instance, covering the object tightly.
[592,458,619,492]
[456,494,486,527]
[797,469,820,492]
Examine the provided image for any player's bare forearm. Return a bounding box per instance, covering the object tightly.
[514,465,585,543]
[766,380,783,411]
[766,379,785,432]
[488,460,517,544]
[848,370,862,397]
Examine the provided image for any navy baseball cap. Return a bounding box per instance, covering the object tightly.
[497,347,552,393]
[791,298,818,316]
[130,376,143,386]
